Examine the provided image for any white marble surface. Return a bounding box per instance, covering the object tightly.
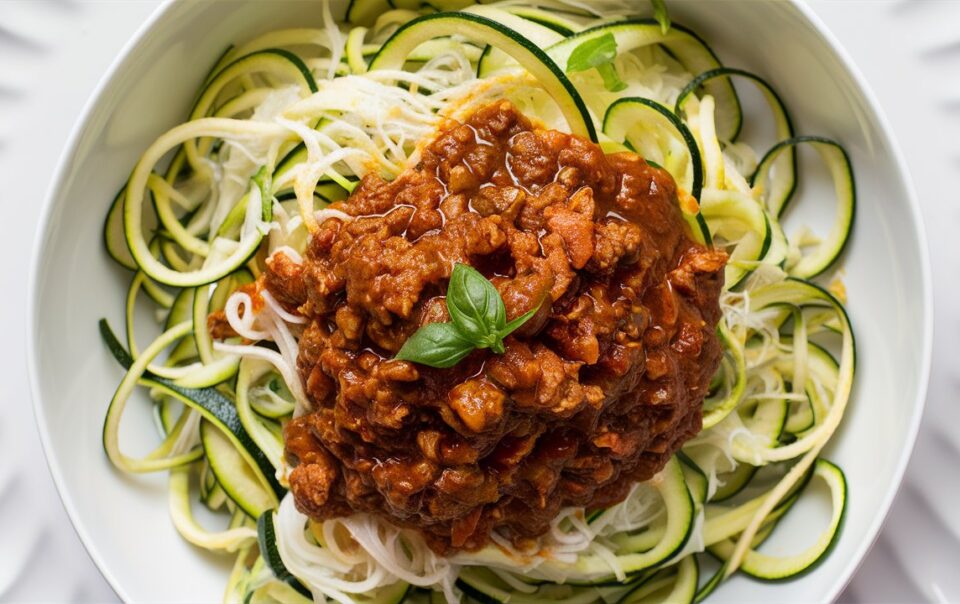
[1,1,956,602]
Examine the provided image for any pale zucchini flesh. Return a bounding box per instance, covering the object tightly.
[97,3,859,601]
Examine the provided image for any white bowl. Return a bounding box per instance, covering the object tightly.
[28,1,932,602]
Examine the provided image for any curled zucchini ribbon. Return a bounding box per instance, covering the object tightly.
[100,1,856,601]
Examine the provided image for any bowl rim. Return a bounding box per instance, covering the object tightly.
[26,1,934,602]
[27,3,179,599]
[785,3,933,599]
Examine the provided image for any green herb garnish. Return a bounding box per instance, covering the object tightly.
[597,63,628,93]
[651,0,671,35]
[395,263,541,368]
[566,32,627,93]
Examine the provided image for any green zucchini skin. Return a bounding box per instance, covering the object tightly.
[99,319,285,500]
[103,186,136,271]
[753,137,856,279]
[257,512,313,598]
[546,19,741,141]
[370,11,596,141]
[96,3,860,599]
[603,96,712,246]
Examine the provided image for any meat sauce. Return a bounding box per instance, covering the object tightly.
[266,101,727,553]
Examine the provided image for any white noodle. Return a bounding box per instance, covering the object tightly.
[261,289,306,324]
[314,208,353,223]
[224,292,271,341]
[126,3,856,597]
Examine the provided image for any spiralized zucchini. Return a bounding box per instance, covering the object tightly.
[99,0,856,602]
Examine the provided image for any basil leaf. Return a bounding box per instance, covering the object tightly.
[651,0,671,35]
[446,263,505,346]
[597,63,628,93]
[395,322,475,369]
[566,32,619,74]
[395,264,543,369]
[566,33,626,92]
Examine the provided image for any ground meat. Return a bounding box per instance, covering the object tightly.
[206,310,237,340]
[271,101,727,554]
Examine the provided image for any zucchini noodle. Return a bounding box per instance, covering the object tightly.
[99,0,856,602]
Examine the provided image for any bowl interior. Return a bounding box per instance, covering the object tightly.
[30,1,929,602]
